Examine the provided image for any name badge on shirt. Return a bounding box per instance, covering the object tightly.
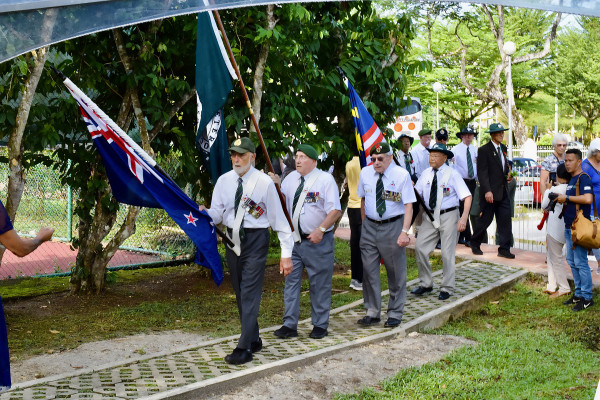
[304,192,320,203]
[242,196,265,219]
[382,190,402,202]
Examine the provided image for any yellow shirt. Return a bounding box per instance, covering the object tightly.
[345,156,362,209]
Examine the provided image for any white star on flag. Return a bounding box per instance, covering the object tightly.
[184,212,198,226]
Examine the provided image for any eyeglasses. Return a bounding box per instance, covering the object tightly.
[555,144,567,147]
[371,156,388,163]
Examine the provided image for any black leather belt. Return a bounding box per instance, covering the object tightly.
[300,230,333,240]
[427,206,458,215]
[367,214,403,224]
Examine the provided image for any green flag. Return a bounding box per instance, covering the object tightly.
[196,11,235,183]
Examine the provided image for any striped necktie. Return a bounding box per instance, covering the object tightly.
[234,177,245,240]
[429,169,438,210]
[293,176,305,234]
[467,147,474,178]
[376,173,386,217]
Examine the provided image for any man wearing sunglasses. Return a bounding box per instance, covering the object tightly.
[355,142,416,328]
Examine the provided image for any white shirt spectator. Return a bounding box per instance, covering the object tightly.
[541,184,568,244]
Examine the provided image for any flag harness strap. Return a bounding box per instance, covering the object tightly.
[228,170,262,256]
[432,167,453,229]
[292,170,322,243]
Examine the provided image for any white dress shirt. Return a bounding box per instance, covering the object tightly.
[395,149,415,176]
[415,164,472,211]
[452,142,478,180]
[411,142,430,178]
[207,166,294,257]
[281,168,341,233]
[357,162,416,220]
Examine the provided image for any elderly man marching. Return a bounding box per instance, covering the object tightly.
[201,137,294,365]
[411,143,472,300]
[356,142,415,328]
[271,144,342,340]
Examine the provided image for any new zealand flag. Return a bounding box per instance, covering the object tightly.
[64,78,223,285]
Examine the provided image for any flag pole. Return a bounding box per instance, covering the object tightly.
[211,10,294,232]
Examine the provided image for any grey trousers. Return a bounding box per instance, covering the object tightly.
[360,217,406,320]
[225,228,270,349]
[283,231,334,330]
[415,209,459,294]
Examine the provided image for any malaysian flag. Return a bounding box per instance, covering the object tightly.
[63,78,223,285]
[344,78,386,167]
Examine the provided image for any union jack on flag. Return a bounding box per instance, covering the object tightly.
[345,79,386,168]
[63,78,223,285]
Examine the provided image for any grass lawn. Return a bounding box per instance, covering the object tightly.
[334,274,600,400]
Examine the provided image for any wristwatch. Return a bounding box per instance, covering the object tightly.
[566,195,570,202]
[319,226,327,233]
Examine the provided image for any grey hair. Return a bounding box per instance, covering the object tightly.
[552,133,568,146]
[589,148,600,159]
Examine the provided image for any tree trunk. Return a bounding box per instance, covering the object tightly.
[249,4,277,132]
[0,10,57,264]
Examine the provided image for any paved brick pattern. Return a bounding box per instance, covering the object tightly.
[1,262,520,400]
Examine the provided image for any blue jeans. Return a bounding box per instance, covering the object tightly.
[565,229,594,300]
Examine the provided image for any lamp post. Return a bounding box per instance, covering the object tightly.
[432,82,442,131]
[503,41,516,159]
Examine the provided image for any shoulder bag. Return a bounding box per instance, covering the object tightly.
[570,173,600,249]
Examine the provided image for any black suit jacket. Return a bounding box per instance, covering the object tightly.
[477,141,509,201]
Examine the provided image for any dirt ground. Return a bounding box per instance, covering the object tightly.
[11,330,475,398]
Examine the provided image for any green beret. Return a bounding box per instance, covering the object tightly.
[297,144,319,160]
[228,137,256,154]
[369,142,391,156]
[418,129,432,137]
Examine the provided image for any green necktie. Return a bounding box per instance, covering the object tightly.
[376,173,386,217]
[293,176,305,234]
[429,169,438,210]
[467,147,474,178]
[234,177,245,240]
[404,154,411,172]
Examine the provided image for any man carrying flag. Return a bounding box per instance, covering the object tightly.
[200,137,293,365]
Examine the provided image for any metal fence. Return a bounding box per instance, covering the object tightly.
[0,149,195,280]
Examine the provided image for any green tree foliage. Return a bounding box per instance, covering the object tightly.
[543,17,600,142]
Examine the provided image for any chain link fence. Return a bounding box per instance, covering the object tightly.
[0,149,195,280]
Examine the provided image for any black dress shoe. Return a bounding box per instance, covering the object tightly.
[250,338,262,353]
[224,347,252,365]
[411,286,433,296]
[464,241,471,248]
[309,326,328,339]
[497,249,515,259]
[458,237,467,245]
[438,291,451,300]
[357,316,381,326]
[384,318,401,328]
[471,246,483,255]
[274,326,298,339]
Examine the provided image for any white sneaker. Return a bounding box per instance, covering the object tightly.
[349,279,363,291]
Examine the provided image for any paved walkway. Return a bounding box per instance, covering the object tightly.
[1,258,525,400]
[335,227,600,288]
